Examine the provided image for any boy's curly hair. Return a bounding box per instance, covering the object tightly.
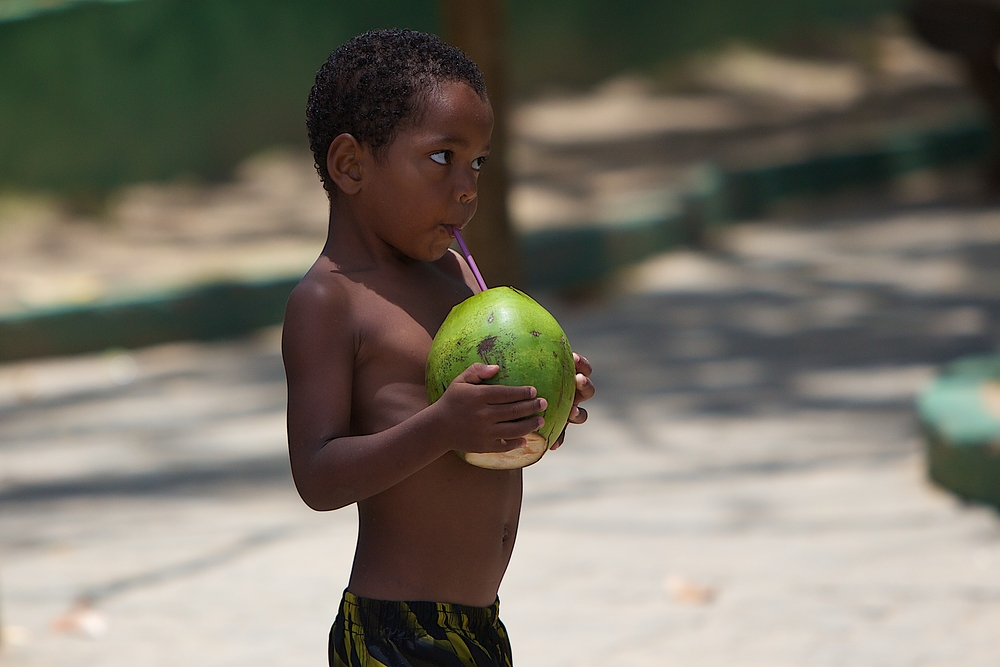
[307,28,487,196]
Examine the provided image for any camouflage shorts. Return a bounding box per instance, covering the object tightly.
[329,590,514,667]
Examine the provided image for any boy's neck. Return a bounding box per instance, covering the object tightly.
[322,203,416,272]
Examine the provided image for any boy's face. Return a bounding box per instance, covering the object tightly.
[360,80,494,262]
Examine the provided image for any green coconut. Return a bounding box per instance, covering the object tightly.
[426,287,576,469]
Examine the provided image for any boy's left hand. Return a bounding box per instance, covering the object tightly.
[550,352,595,450]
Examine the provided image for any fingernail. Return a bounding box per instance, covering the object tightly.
[538,398,548,410]
[529,387,537,398]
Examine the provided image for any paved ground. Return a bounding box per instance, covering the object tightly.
[2,203,1000,666]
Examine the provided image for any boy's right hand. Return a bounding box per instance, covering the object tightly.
[433,363,547,454]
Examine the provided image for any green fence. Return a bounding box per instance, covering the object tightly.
[0,0,437,192]
[506,0,904,94]
[1,0,908,193]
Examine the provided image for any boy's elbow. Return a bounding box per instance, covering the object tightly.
[288,439,353,511]
[291,470,354,512]
[295,485,349,512]
[300,494,345,512]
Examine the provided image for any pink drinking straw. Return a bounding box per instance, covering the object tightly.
[453,229,489,292]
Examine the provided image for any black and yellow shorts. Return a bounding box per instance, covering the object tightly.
[329,590,514,667]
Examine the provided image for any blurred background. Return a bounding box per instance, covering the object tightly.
[2,1,1000,665]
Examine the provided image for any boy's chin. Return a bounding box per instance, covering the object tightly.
[423,241,455,263]
[392,241,449,263]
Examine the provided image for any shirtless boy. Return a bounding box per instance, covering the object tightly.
[281,29,594,667]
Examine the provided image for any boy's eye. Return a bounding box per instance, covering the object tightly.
[430,150,451,165]
[472,156,488,172]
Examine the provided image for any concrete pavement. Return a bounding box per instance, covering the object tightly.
[3,205,1000,666]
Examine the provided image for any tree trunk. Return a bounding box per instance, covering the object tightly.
[438,0,523,288]
[908,0,1000,191]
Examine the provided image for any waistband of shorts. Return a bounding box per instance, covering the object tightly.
[341,590,502,632]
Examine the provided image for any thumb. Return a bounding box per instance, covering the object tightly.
[453,362,500,385]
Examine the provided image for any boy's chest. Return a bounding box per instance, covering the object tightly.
[355,277,463,362]
[349,279,469,432]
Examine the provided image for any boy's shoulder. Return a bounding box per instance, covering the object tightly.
[285,249,471,325]
[285,258,354,324]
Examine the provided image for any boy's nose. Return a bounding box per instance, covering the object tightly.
[456,172,478,205]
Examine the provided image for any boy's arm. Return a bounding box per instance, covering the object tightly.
[282,279,546,511]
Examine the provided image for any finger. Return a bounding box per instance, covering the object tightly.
[575,373,596,402]
[453,363,500,385]
[494,397,547,423]
[494,415,545,440]
[573,353,593,377]
[568,406,588,424]
[549,427,567,450]
[479,383,537,404]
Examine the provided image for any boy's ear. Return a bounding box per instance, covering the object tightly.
[327,133,364,195]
